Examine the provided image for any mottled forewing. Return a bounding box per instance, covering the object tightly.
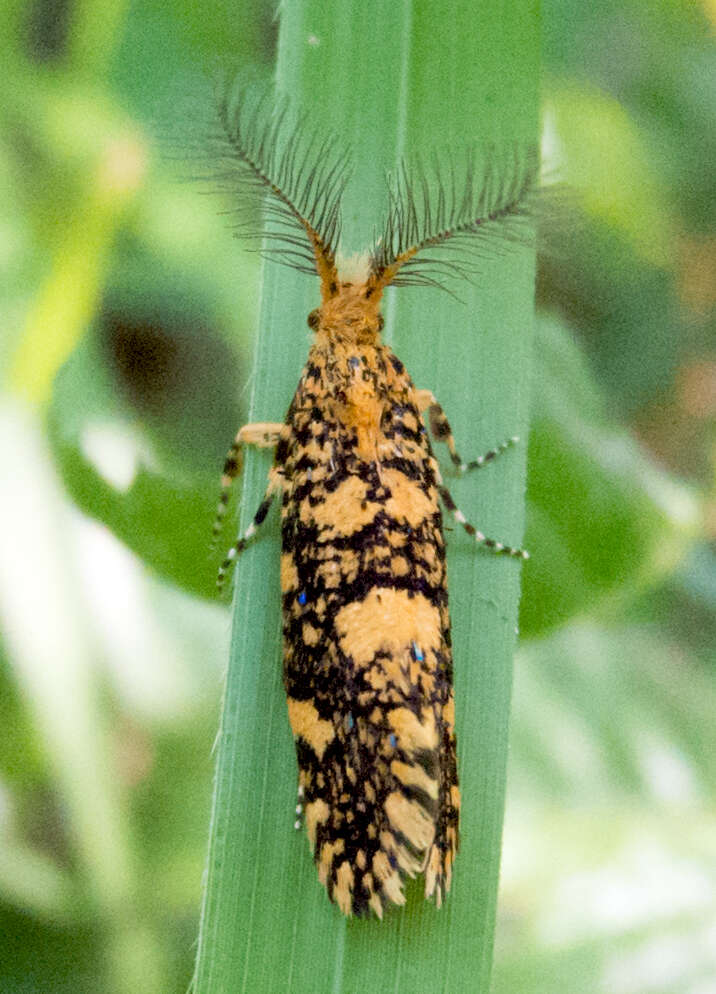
[278,347,459,916]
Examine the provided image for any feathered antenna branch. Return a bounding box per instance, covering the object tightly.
[202,78,352,288]
[370,145,540,290]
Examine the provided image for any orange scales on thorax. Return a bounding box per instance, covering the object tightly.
[312,274,389,464]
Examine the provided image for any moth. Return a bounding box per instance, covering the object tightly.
[209,85,536,918]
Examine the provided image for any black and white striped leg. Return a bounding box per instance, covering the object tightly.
[217,489,276,590]
[211,436,244,546]
[438,484,529,560]
[427,400,519,474]
[212,421,283,546]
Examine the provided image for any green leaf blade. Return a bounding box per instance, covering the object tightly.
[194,2,540,991]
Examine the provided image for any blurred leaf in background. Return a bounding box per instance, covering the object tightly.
[0,0,714,991]
[492,2,716,992]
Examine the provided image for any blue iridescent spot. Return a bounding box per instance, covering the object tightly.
[298,591,307,606]
[347,713,354,731]
[412,640,424,662]
[389,733,397,748]
[348,356,361,369]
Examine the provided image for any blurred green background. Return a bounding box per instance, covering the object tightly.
[1,1,714,993]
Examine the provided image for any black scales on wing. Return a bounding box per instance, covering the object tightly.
[277,342,460,916]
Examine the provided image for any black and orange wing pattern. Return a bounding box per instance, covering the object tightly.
[277,335,459,917]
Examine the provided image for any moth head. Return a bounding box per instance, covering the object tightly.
[308,271,386,345]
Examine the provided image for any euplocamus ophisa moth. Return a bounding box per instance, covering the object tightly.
[209,82,536,918]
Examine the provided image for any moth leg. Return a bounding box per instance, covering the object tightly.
[212,421,284,543]
[415,389,519,474]
[438,483,529,560]
[217,469,283,590]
